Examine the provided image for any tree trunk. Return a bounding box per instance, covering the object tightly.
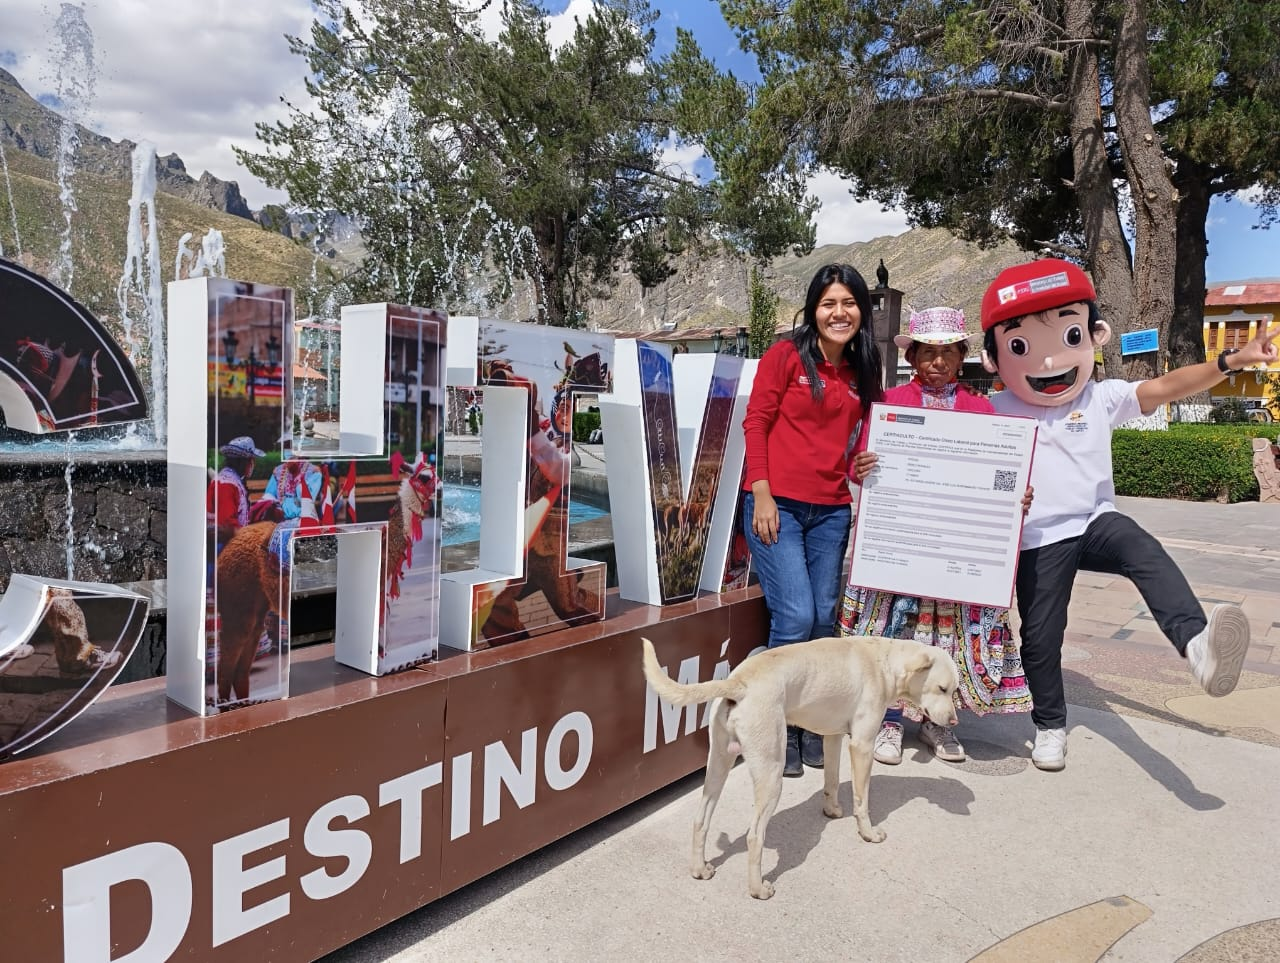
[534,213,568,325]
[1112,0,1178,381]
[1169,158,1213,371]
[1063,0,1133,379]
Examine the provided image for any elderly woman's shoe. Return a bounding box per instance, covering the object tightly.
[920,720,965,762]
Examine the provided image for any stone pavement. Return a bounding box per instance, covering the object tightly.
[325,496,1280,963]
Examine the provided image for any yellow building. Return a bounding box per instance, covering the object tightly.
[1203,281,1280,420]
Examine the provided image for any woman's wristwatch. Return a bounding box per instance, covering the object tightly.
[1217,348,1240,374]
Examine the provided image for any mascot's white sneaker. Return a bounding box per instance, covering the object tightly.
[1187,603,1250,697]
[1032,727,1067,771]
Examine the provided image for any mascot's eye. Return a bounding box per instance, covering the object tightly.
[1064,325,1084,347]
[1007,337,1029,356]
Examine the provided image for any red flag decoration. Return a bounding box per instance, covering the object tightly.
[319,464,336,529]
[297,470,320,531]
[339,460,358,523]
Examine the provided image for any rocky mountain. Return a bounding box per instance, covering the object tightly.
[0,68,254,220]
[585,228,1033,336]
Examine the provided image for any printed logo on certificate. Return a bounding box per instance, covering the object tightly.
[849,403,1037,609]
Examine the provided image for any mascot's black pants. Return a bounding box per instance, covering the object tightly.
[1015,511,1206,730]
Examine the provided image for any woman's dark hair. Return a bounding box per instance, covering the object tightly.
[983,301,1102,364]
[788,264,883,404]
[224,455,254,477]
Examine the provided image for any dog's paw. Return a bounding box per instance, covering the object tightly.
[749,880,775,900]
[691,862,716,880]
[822,801,843,819]
[858,824,887,844]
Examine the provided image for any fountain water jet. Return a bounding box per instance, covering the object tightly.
[0,139,20,258]
[48,2,98,292]
[117,142,167,445]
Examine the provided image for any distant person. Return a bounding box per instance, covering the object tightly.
[251,457,324,523]
[742,263,884,777]
[843,307,1033,766]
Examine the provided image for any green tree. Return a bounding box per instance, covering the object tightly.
[746,266,779,359]
[673,0,1280,378]
[239,0,809,326]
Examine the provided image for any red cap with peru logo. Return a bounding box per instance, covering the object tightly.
[981,259,1096,331]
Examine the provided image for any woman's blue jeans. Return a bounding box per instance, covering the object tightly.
[743,492,851,648]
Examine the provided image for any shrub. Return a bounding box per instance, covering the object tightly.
[1112,423,1274,502]
[1208,398,1250,423]
[573,410,601,442]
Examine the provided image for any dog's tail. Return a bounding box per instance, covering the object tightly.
[640,637,746,706]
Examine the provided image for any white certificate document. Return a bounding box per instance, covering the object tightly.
[848,403,1037,609]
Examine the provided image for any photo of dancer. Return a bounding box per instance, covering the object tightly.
[0,258,147,433]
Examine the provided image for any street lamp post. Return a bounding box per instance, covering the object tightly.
[711,325,750,357]
[221,330,240,399]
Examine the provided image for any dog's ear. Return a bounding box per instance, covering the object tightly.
[908,647,935,677]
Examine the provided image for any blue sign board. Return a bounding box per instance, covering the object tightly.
[1120,327,1159,355]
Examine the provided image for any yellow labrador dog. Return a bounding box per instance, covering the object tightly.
[641,635,959,899]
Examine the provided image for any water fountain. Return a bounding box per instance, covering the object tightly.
[0,138,20,259]
[0,10,166,672]
[49,2,97,293]
[0,2,599,682]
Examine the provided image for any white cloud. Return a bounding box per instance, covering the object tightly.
[659,140,707,179]
[465,0,507,42]
[2,0,316,208]
[545,0,598,51]
[807,168,910,246]
[1235,185,1266,206]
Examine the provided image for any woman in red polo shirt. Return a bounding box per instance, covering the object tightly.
[742,263,884,776]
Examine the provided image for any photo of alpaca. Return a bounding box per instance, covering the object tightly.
[212,521,284,709]
[385,451,438,602]
[0,579,148,756]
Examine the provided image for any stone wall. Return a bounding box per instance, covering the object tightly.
[0,457,168,594]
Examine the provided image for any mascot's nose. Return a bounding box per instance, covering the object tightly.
[1042,356,1056,370]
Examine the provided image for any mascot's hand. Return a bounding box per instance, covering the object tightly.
[1237,319,1280,366]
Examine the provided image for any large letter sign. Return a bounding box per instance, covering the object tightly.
[338,302,447,674]
[0,259,151,757]
[166,278,450,714]
[598,339,756,606]
[440,319,613,649]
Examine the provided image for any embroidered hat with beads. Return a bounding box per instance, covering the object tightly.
[981,258,1096,331]
[219,435,265,459]
[893,306,970,350]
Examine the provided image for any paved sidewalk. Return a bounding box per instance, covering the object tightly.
[327,496,1280,963]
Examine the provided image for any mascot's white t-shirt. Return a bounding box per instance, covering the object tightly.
[991,379,1144,550]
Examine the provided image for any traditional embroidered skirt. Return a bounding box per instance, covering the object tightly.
[838,585,1032,717]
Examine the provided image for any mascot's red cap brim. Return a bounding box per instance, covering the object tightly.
[981,259,1096,331]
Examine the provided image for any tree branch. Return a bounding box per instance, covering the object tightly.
[1034,239,1087,259]
[902,88,1069,112]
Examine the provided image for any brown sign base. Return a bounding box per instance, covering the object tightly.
[0,588,767,962]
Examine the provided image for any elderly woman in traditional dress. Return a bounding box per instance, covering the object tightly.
[841,307,1033,765]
